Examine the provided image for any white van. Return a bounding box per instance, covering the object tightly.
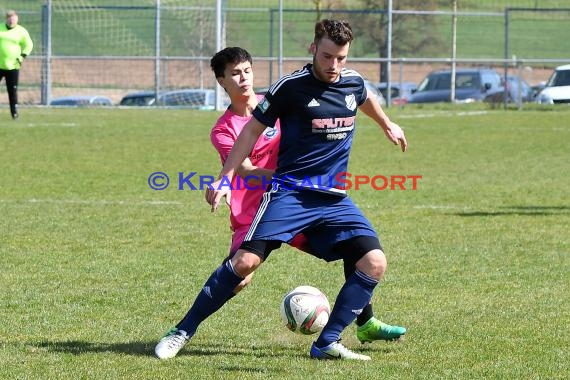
[535,64,570,105]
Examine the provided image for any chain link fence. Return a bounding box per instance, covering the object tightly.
[2,0,569,107]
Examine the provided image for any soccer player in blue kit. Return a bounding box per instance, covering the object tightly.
[157,19,408,361]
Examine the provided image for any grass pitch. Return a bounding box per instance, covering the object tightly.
[0,105,568,379]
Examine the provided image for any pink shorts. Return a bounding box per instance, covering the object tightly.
[229,226,250,257]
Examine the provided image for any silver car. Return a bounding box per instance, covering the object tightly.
[49,95,113,106]
[119,89,230,109]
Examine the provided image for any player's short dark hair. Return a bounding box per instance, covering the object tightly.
[314,19,353,46]
[210,47,253,78]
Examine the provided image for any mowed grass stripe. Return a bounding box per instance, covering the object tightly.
[0,106,568,379]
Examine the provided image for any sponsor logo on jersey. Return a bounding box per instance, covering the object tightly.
[311,116,355,131]
[307,98,320,107]
[311,116,355,141]
[249,149,273,161]
[345,94,356,111]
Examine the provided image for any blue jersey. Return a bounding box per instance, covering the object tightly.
[252,64,368,195]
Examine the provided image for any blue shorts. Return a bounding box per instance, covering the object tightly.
[243,183,379,261]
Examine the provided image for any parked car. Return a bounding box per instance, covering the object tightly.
[531,81,546,99]
[119,91,158,106]
[408,68,504,104]
[254,87,270,96]
[504,74,534,103]
[158,89,216,109]
[364,79,386,105]
[535,64,570,105]
[49,95,113,106]
[376,81,418,105]
[119,89,230,109]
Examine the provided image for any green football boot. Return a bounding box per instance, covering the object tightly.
[357,317,406,343]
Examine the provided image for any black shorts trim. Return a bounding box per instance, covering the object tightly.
[334,235,382,264]
[239,240,282,260]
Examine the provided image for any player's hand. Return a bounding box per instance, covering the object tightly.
[384,122,407,152]
[205,179,231,212]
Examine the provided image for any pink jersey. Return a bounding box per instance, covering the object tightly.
[210,100,280,231]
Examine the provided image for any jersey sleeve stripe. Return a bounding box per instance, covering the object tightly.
[268,67,311,95]
[340,68,362,78]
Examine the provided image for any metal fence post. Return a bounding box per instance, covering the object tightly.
[154,0,161,106]
[451,0,457,103]
[517,59,523,110]
[503,8,510,109]
[386,0,392,107]
[41,1,52,105]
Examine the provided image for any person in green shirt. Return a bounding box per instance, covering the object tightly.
[0,10,33,120]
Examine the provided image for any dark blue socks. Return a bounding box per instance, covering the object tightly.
[315,269,378,347]
[176,260,243,335]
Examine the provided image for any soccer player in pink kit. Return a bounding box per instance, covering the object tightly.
[155,47,405,359]
[209,51,279,293]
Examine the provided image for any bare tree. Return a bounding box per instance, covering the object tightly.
[311,0,348,22]
[353,0,446,81]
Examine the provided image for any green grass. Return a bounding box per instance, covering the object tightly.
[1,105,569,379]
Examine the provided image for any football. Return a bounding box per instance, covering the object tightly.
[280,285,331,335]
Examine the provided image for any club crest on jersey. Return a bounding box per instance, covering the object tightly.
[345,94,357,111]
[263,127,278,140]
[258,97,270,113]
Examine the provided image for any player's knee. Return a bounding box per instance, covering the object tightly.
[233,281,247,293]
[233,273,254,293]
[231,250,261,277]
[356,249,387,280]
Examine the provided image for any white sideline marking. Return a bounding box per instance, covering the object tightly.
[413,205,465,209]
[3,199,464,210]
[0,198,183,206]
[15,122,80,128]
[398,110,489,119]
[359,203,470,211]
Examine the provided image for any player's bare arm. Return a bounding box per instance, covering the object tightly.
[220,160,273,207]
[206,117,268,211]
[237,158,274,186]
[358,94,408,152]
